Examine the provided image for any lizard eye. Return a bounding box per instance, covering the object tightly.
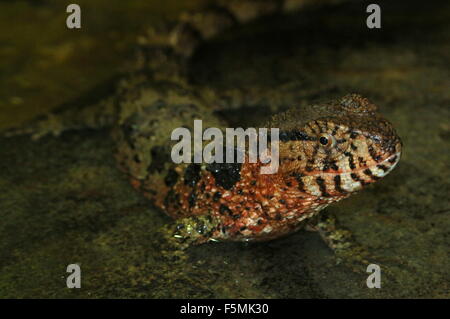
[319,134,335,147]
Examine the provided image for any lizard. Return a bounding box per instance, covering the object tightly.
[4,0,402,262]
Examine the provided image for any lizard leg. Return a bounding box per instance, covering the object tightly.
[307,212,372,271]
[308,212,413,283]
[158,215,222,255]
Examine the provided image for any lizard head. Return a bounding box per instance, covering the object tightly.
[271,94,402,196]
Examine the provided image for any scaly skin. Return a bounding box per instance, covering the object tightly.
[111,0,402,248]
[115,93,402,247]
[5,1,402,255]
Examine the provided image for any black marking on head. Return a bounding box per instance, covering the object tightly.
[368,145,381,162]
[344,151,356,170]
[314,120,323,133]
[350,172,367,186]
[308,122,319,134]
[316,176,330,197]
[324,147,332,157]
[363,168,380,180]
[323,150,335,172]
[334,175,347,194]
[279,130,314,142]
[377,164,389,172]
[351,143,358,151]
[330,161,339,171]
[358,157,366,166]
[308,144,320,166]
[388,156,398,164]
[350,131,358,139]
[184,163,201,187]
[293,173,306,193]
[206,162,242,190]
[336,138,347,144]
[331,125,340,136]
[164,169,179,187]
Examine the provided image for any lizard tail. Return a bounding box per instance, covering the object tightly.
[2,0,313,139]
[129,0,308,81]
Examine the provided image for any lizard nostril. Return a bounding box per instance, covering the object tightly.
[370,135,382,145]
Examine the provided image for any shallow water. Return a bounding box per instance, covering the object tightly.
[0,0,448,298]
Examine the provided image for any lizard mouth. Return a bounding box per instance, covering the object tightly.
[338,134,402,187]
[371,151,402,177]
[322,151,402,195]
[364,151,402,179]
[344,150,402,192]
